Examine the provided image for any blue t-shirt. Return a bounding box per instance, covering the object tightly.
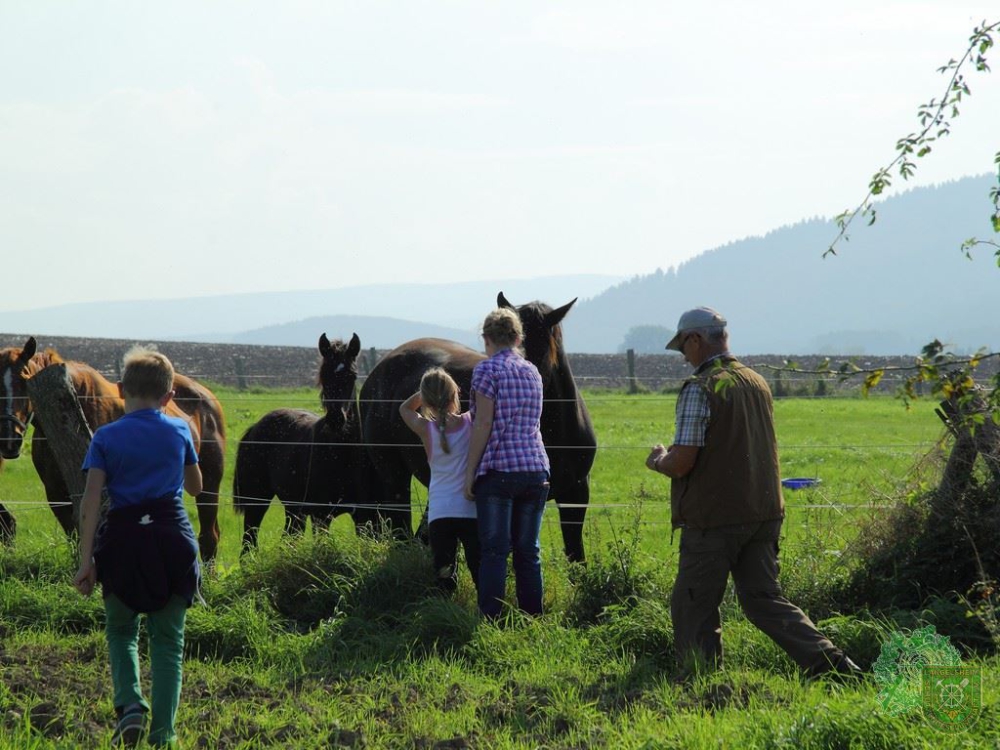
[82,408,199,509]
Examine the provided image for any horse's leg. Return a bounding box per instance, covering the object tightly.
[194,437,225,564]
[555,476,590,564]
[0,503,15,544]
[380,464,413,540]
[240,497,269,555]
[365,448,413,539]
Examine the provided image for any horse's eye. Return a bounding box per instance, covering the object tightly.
[335,364,345,373]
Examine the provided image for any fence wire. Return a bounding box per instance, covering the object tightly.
[1,387,954,560]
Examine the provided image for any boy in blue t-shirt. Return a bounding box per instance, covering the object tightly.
[74,346,202,748]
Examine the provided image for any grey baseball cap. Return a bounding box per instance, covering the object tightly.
[665,307,727,351]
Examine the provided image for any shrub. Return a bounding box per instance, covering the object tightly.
[831,482,1000,650]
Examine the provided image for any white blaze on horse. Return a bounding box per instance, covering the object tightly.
[0,337,227,562]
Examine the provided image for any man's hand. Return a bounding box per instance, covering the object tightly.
[646,443,668,472]
[648,443,699,479]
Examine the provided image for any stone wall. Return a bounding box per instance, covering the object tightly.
[2,333,994,393]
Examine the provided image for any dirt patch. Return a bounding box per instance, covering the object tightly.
[0,641,107,745]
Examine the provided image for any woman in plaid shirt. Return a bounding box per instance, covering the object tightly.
[464,307,550,620]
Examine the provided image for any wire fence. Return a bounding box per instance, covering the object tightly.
[4,332,998,393]
[0,332,962,564]
[0,389,950,565]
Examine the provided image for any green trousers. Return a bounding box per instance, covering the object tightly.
[105,594,187,746]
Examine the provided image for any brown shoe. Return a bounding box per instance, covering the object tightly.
[810,655,865,683]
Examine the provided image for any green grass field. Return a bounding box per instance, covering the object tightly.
[2,388,947,568]
[2,389,995,749]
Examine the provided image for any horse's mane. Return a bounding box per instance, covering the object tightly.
[18,348,65,378]
[40,348,64,367]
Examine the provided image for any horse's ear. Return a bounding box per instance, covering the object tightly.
[543,298,577,329]
[318,333,332,358]
[18,337,37,365]
[497,292,514,310]
[347,333,361,359]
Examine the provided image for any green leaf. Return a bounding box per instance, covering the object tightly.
[862,369,884,396]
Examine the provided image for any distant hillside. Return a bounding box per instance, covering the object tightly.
[570,175,1000,354]
[230,315,481,350]
[0,275,620,344]
[4,178,996,356]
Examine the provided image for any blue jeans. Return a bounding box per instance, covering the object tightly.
[474,470,549,619]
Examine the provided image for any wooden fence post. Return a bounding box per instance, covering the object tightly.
[367,347,378,375]
[234,357,247,391]
[24,364,94,531]
[935,388,1000,515]
[626,349,638,394]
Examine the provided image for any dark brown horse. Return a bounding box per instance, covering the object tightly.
[0,337,227,562]
[359,293,597,562]
[0,457,12,544]
[233,333,374,552]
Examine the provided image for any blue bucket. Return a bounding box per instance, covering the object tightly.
[781,477,821,490]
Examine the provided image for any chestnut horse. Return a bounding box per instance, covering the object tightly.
[0,337,227,562]
[359,293,597,562]
[233,333,375,552]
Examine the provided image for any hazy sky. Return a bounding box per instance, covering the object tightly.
[2,1,998,313]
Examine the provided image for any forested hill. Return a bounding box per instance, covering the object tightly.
[570,175,1000,355]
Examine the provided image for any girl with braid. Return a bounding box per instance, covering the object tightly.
[400,368,480,594]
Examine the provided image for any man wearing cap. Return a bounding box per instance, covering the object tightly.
[646,307,859,679]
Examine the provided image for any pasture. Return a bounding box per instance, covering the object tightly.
[1,387,998,749]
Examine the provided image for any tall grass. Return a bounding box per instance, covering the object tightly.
[2,391,995,748]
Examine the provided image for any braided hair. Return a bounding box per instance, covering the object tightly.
[419,368,461,454]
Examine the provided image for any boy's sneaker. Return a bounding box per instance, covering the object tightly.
[112,703,148,748]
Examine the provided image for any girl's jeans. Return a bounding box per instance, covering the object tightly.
[105,594,187,746]
[429,517,481,594]
[474,470,549,619]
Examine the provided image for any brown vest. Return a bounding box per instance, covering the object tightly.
[670,356,785,529]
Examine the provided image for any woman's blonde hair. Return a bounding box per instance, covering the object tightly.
[419,367,461,454]
[481,307,523,348]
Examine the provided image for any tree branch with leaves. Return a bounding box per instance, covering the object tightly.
[825,19,1000,259]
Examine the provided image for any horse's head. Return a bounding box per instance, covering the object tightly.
[498,292,576,381]
[0,337,45,459]
[318,332,362,432]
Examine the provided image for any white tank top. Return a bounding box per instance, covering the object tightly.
[426,413,476,522]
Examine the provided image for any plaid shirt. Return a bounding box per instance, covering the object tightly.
[673,383,710,446]
[470,348,550,477]
[672,354,727,447]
